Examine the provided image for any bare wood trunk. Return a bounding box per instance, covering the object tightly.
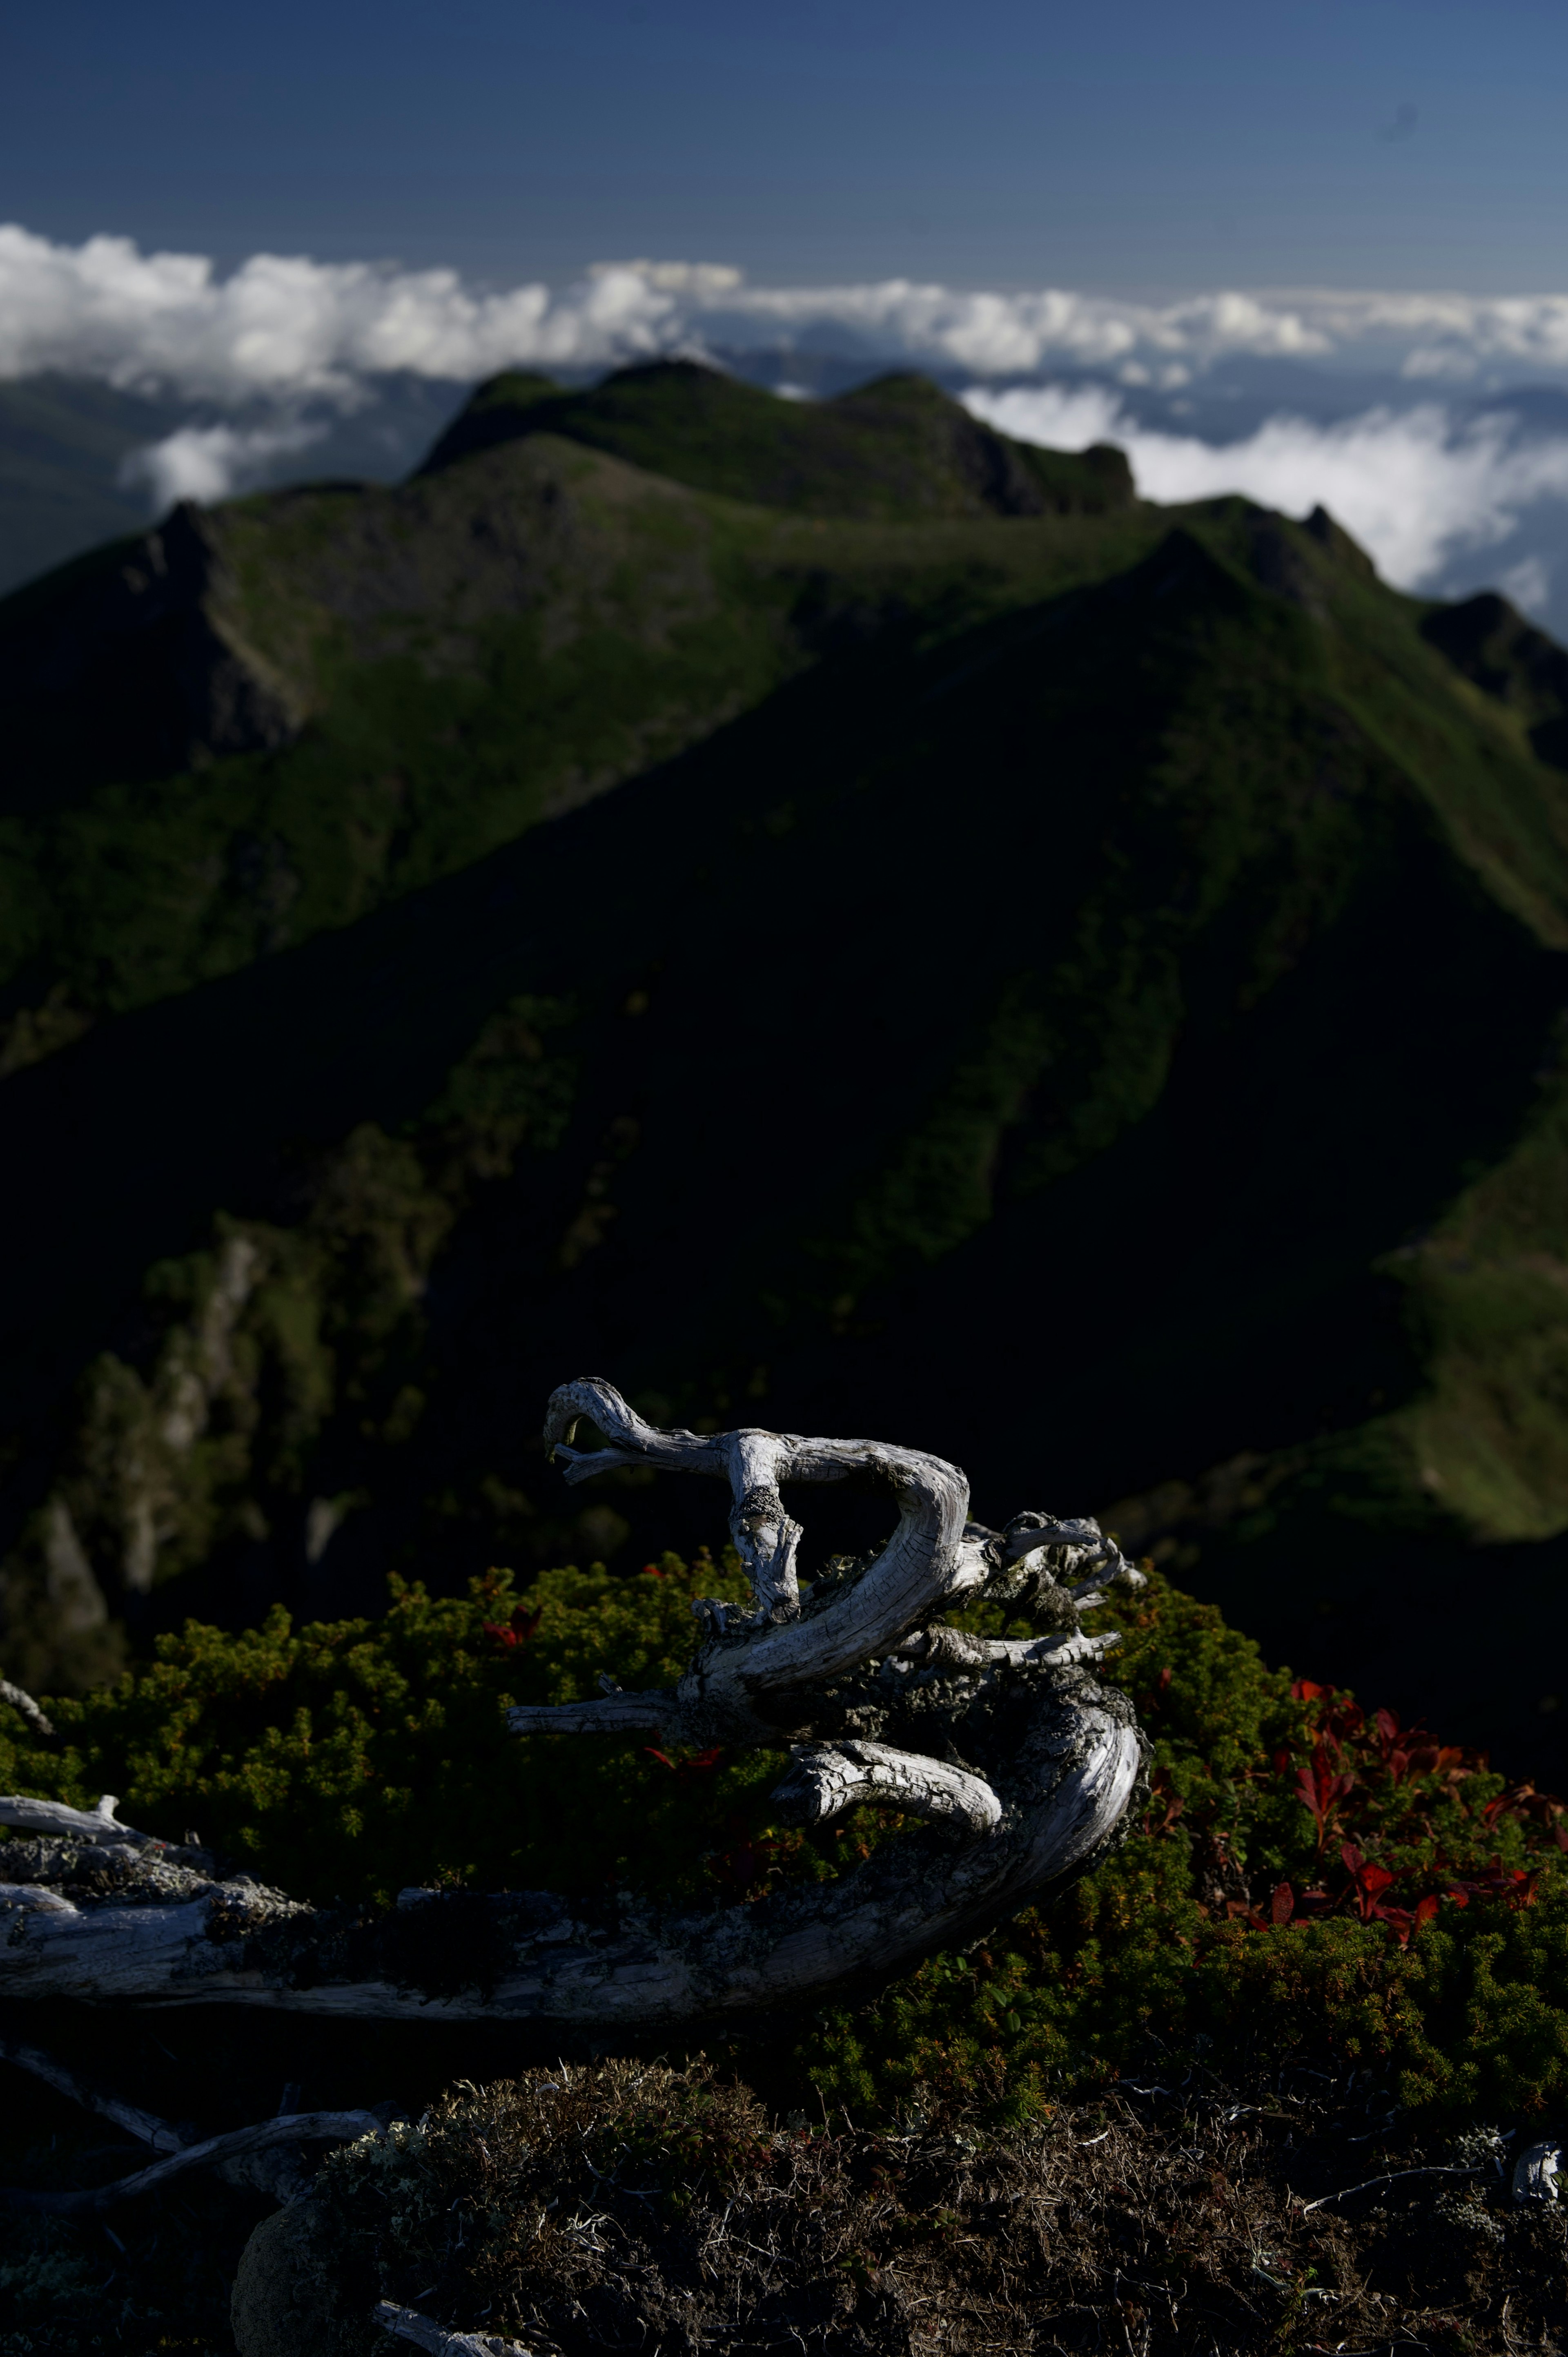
[0,1383,1146,2027]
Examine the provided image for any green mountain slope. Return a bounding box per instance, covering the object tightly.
[419,359,1138,520]
[0,370,475,599]
[2,363,1568,1793]
[0,373,1152,1061]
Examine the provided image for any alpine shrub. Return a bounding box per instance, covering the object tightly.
[2,1562,1563,2121]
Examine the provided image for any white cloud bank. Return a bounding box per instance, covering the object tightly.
[0,226,741,399]
[9,222,1568,602]
[964,384,1568,598]
[7,221,1568,399]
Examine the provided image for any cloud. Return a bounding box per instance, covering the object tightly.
[10,220,1568,578]
[0,224,738,400]
[8,220,1568,404]
[964,385,1568,591]
[706,281,1333,374]
[118,419,330,507]
[1498,555,1553,616]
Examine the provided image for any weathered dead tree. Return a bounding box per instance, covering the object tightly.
[0,1379,1145,2028]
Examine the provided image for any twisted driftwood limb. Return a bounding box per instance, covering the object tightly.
[0,1383,1145,2025]
[0,2034,379,2208]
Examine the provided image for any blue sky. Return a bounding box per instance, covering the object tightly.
[6,0,1568,290]
[8,0,1568,639]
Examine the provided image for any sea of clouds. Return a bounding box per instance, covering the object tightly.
[961,384,1568,612]
[7,221,1568,628]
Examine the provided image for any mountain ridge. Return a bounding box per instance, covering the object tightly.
[416,358,1138,519]
[1,361,1567,1789]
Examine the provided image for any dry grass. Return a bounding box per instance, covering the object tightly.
[293,2059,1568,2356]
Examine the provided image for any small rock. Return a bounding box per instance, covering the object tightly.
[231,2202,326,2357]
[1512,2142,1563,2203]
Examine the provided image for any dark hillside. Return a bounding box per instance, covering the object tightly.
[0,413,1158,1051]
[1423,587,1568,771]
[2,367,1568,1781]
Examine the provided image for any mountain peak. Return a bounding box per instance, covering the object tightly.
[417,359,1135,522]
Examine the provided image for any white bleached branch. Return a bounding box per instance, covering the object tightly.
[773,1740,1003,1835]
[0,1793,152,1846]
[0,1383,1143,2026]
[0,1682,56,1740]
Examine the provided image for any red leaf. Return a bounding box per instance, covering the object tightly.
[1270,1881,1294,1925]
[484,1603,541,1650]
[1157,1666,1173,1692]
[1292,1679,1327,1702]
[644,1743,725,1779]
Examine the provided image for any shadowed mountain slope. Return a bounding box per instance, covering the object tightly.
[0,396,1158,1060]
[1,367,1568,1785]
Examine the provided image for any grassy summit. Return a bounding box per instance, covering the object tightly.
[0,368,1156,1021]
[417,358,1137,520]
[0,363,1566,1783]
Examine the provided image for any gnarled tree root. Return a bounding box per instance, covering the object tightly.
[0,1383,1145,2026]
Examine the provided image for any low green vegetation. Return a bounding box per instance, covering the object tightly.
[5,1558,1564,2124]
[421,360,1138,520]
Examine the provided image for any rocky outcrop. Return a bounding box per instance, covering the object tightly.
[0,502,307,814]
[1422,589,1568,771]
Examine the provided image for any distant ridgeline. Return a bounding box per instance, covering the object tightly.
[1,359,1567,1781]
